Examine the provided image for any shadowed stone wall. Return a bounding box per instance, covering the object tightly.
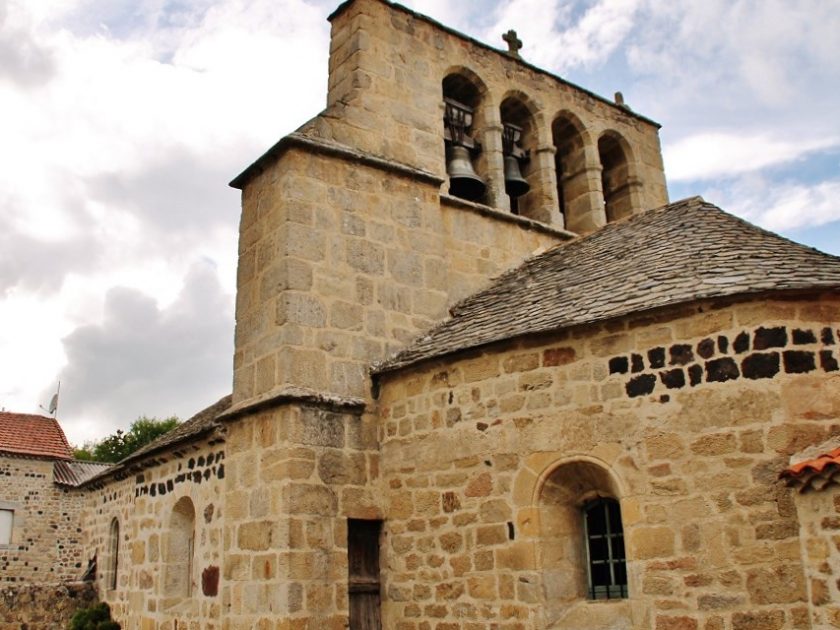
[0,581,97,630]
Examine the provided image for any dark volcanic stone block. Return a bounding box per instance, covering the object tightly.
[706,357,740,382]
[783,350,816,374]
[670,344,694,366]
[733,331,750,354]
[626,374,656,397]
[717,335,729,354]
[631,353,645,373]
[820,351,839,372]
[609,356,629,374]
[792,329,817,345]
[697,338,715,359]
[822,327,836,345]
[741,352,780,380]
[688,364,703,386]
[648,347,665,369]
[660,368,686,389]
[754,326,787,350]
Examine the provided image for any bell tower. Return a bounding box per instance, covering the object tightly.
[222,1,669,626]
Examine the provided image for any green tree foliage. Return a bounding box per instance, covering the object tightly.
[69,602,121,630]
[73,416,180,463]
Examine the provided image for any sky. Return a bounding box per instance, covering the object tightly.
[1,0,838,446]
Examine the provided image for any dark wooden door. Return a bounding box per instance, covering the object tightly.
[348,519,382,630]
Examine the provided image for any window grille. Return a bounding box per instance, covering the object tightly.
[583,498,627,600]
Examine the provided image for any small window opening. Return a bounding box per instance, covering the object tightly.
[583,498,627,600]
[108,518,119,590]
[0,509,13,545]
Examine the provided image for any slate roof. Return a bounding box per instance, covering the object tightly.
[118,394,232,467]
[781,446,840,492]
[80,395,232,486]
[54,460,112,486]
[0,412,73,460]
[374,197,840,374]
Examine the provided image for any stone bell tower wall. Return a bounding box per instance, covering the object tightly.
[320,0,668,230]
[231,142,567,409]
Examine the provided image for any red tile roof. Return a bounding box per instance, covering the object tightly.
[780,446,840,492]
[0,412,73,460]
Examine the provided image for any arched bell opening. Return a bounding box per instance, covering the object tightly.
[442,71,488,204]
[499,95,538,216]
[552,113,588,226]
[598,132,636,222]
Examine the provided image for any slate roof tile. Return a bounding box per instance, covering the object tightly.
[54,460,112,486]
[0,412,73,460]
[374,197,840,374]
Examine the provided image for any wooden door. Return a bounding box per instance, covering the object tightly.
[348,519,382,630]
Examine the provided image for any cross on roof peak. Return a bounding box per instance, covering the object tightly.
[502,29,522,58]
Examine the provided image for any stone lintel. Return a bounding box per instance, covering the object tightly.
[440,194,576,239]
[220,385,367,421]
[230,132,444,190]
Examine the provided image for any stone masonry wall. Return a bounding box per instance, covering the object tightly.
[794,488,840,628]
[0,581,98,630]
[84,437,226,630]
[321,0,668,223]
[0,455,85,584]
[375,293,840,629]
[221,401,380,629]
[233,145,565,408]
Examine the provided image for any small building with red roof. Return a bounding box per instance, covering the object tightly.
[0,411,108,584]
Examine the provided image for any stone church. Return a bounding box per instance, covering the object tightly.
[19,0,840,628]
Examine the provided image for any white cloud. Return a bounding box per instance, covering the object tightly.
[0,0,328,436]
[56,262,234,446]
[664,132,838,182]
[699,175,840,233]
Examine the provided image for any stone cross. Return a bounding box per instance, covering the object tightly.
[502,30,522,58]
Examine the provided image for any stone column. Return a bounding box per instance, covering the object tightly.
[524,143,563,227]
[563,145,606,234]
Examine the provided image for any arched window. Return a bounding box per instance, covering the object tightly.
[538,460,628,623]
[598,132,633,222]
[165,497,196,600]
[107,517,120,590]
[442,71,487,203]
[582,497,627,600]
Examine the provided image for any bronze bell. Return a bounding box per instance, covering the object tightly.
[504,155,529,198]
[447,145,486,201]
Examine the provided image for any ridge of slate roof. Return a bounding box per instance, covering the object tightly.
[119,394,232,466]
[0,412,73,460]
[780,446,840,493]
[54,460,112,487]
[373,197,840,375]
[81,395,232,486]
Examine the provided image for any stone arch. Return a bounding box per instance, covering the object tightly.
[107,517,119,590]
[164,496,196,602]
[598,130,640,222]
[442,68,491,204]
[532,456,628,624]
[552,112,589,221]
[499,91,546,219]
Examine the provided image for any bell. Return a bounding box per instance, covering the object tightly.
[504,155,530,198]
[447,145,486,201]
